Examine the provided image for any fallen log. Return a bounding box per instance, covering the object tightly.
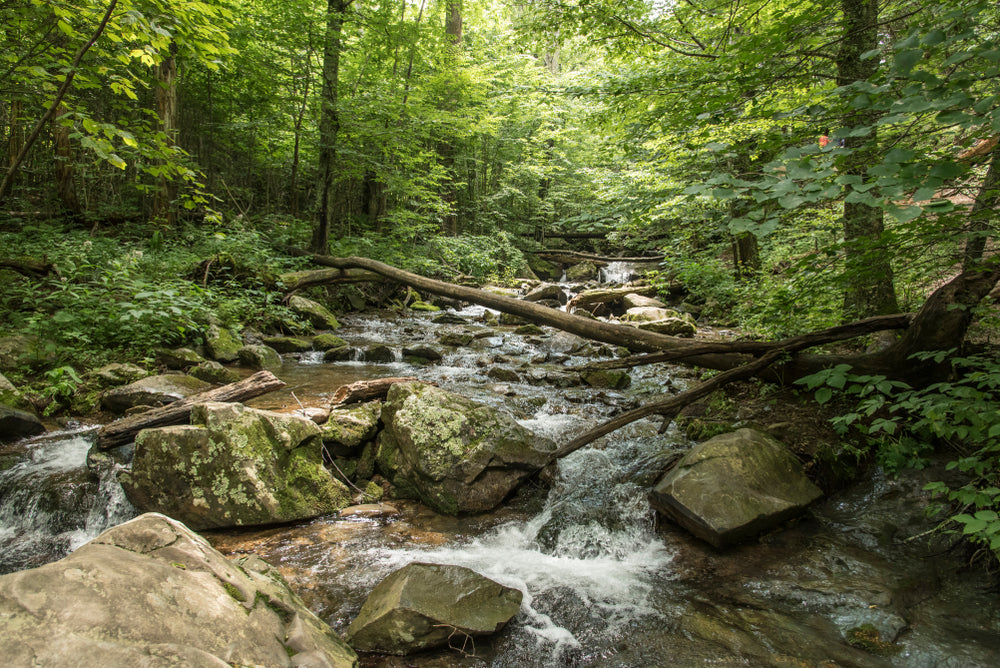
[330,376,425,405]
[0,258,60,278]
[95,370,286,450]
[278,267,385,291]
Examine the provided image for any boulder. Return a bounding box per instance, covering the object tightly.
[324,347,358,362]
[313,333,349,351]
[565,261,599,282]
[0,372,31,412]
[487,367,521,383]
[187,360,240,385]
[289,295,340,330]
[431,313,469,325]
[649,428,823,548]
[0,513,358,668]
[238,344,283,370]
[402,345,443,364]
[362,345,396,363]
[90,363,149,387]
[0,405,45,442]
[523,283,568,305]
[637,318,697,337]
[156,347,206,370]
[322,401,382,454]
[345,562,522,655]
[621,307,697,337]
[376,382,555,515]
[526,255,562,281]
[118,402,351,530]
[100,374,212,413]
[204,324,243,363]
[437,331,474,347]
[263,336,314,353]
[581,369,631,390]
[623,293,667,309]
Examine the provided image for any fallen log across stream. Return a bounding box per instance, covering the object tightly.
[95,371,286,450]
[287,250,1000,460]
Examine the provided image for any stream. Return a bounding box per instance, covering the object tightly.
[2,296,999,666]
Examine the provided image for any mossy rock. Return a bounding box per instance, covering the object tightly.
[205,325,243,363]
[322,401,381,450]
[118,402,351,530]
[437,332,474,347]
[312,333,349,351]
[514,324,546,336]
[362,345,395,363]
[323,346,357,362]
[288,295,340,331]
[237,345,282,371]
[846,624,902,656]
[581,370,632,390]
[262,336,313,354]
[156,347,206,370]
[408,301,440,312]
[487,367,520,383]
[187,361,240,385]
[401,346,442,364]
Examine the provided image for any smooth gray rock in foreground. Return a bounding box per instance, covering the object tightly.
[650,428,823,548]
[0,513,358,668]
[346,562,522,655]
[100,373,212,413]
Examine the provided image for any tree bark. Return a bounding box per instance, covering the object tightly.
[153,43,178,225]
[313,0,353,252]
[52,104,81,218]
[95,370,286,450]
[278,267,385,291]
[837,0,899,320]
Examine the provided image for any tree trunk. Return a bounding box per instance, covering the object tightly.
[837,0,899,320]
[53,104,81,218]
[438,0,463,236]
[153,43,178,225]
[95,371,286,450]
[314,0,353,252]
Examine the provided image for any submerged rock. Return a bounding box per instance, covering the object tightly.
[100,374,211,413]
[346,562,522,655]
[376,381,555,514]
[119,402,351,530]
[0,513,358,667]
[650,428,822,548]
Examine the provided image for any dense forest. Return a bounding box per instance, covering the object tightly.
[2,0,1000,561]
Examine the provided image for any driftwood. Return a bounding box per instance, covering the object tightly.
[95,370,286,450]
[331,376,424,405]
[567,285,662,311]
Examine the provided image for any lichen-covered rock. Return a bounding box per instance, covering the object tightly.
[118,402,351,530]
[437,331,474,347]
[204,324,243,363]
[238,344,283,370]
[346,562,522,655]
[263,336,314,353]
[623,293,667,309]
[526,255,561,281]
[637,317,697,337]
[155,347,206,370]
[620,307,697,337]
[100,374,212,413]
[289,295,340,330]
[322,401,382,454]
[376,382,555,515]
[0,405,45,442]
[649,428,823,548]
[0,513,358,668]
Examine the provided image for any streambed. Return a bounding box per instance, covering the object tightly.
[2,305,998,666]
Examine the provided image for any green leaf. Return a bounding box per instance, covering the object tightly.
[815,387,833,404]
[894,48,924,74]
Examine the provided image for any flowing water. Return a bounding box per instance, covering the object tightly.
[2,283,1000,665]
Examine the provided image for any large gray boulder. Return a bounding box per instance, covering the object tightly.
[119,402,351,530]
[346,562,522,655]
[100,374,212,413]
[237,344,282,371]
[377,382,555,515]
[650,428,823,548]
[620,307,697,337]
[0,513,358,668]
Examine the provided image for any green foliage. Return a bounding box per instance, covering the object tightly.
[38,366,82,416]
[797,352,1000,559]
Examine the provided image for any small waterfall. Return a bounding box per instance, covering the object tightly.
[360,417,676,665]
[599,261,637,285]
[0,428,136,575]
